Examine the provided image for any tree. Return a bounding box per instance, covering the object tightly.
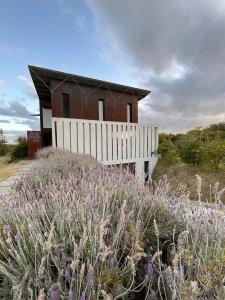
[0,128,7,144]
[0,129,7,156]
[158,139,180,165]
[202,140,225,170]
[159,132,177,144]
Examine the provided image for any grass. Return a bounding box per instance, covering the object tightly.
[0,156,32,182]
[152,158,225,203]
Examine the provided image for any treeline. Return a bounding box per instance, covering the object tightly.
[0,129,28,161]
[158,123,225,169]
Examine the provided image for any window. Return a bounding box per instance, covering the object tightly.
[62,94,70,118]
[99,99,105,121]
[127,103,132,123]
[42,108,52,128]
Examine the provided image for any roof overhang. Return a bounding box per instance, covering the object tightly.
[28,65,151,101]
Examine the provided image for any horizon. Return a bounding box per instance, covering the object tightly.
[1,0,225,143]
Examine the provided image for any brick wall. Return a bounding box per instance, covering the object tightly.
[27,131,43,157]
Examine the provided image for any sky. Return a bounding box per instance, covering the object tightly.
[1,0,225,143]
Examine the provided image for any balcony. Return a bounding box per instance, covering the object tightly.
[52,117,158,180]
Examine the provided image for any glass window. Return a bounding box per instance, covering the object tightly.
[127,104,132,122]
[63,94,70,118]
[99,99,105,121]
[42,108,52,128]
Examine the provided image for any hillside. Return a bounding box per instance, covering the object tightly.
[152,158,225,203]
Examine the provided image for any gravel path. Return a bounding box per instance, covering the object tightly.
[0,161,34,196]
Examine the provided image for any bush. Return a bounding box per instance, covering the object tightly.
[158,139,180,165]
[202,140,225,170]
[0,129,8,156]
[0,148,187,299]
[1,148,225,299]
[0,143,7,156]
[8,136,28,162]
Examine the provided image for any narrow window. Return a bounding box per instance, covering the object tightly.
[127,103,132,123]
[99,99,105,121]
[62,94,70,118]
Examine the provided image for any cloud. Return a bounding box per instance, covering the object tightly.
[18,75,37,98]
[0,100,33,118]
[86,0,225,132]
[13,118,39,130]
[3,131,27,144]
[0,100,39,131]
[0,80,5,85]
[0,120,10,124]
[76,13,87,31]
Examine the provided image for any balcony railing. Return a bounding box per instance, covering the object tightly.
[52,117,158,165]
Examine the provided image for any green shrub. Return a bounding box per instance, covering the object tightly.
[0,143,7,156]
[202,140,225,170]
[158,139,180,165]
[8,137,28,162]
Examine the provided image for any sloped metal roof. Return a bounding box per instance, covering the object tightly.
[28,65,150,101]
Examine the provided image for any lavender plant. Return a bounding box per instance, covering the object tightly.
[0,148,225,299]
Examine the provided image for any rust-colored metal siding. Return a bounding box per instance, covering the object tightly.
[27,131,43,157]
[50,80,138,123]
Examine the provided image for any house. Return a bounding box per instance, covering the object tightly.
[28,65,158,181]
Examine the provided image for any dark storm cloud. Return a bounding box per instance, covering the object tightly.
[0,100,33,119]
[87,0,225,132]
[0,99,39,132]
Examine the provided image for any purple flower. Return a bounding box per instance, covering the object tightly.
[87,199,94,208]
[68,289,74,300]
[54,245,59,254]
[64,269,71,280]
[15,232,22,241]
[109,257,116,268]
[5,225,11,234]
[50,290,58,299]
[80,291,86,300]
[146,262,153,272]
[124,231,129,243]
[53,256,60,264]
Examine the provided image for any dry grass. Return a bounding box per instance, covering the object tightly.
[0,156,32,182]
[152,158,225,203]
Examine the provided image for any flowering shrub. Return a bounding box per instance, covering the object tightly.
[0,148,225,299]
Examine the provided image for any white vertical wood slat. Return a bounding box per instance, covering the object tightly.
[117,124,122,161]
[132,125,135,159]
[142,126,145,158]
[107,124,112,162]
[122,125,126,160]
[96,123,101,161]
[141,126,144,158]
[57,119,64,149]
[136,125,139,158]
[71,121,77,153]
[112,124,117,161]
[148,126,151,158]
[77,122,84,153]
[84,122,90,154]
[64,120,70,150]
[127,125,131,160]
[155,126,158,156]
[150,127,153,157]
[52,120,56,147]
[144,125,148,159]
[90,123,96,158]
[102,123,107,162]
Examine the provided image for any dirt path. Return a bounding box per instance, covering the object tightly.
[0,161,34,196]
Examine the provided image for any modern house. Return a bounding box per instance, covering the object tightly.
[28,65,158,181]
